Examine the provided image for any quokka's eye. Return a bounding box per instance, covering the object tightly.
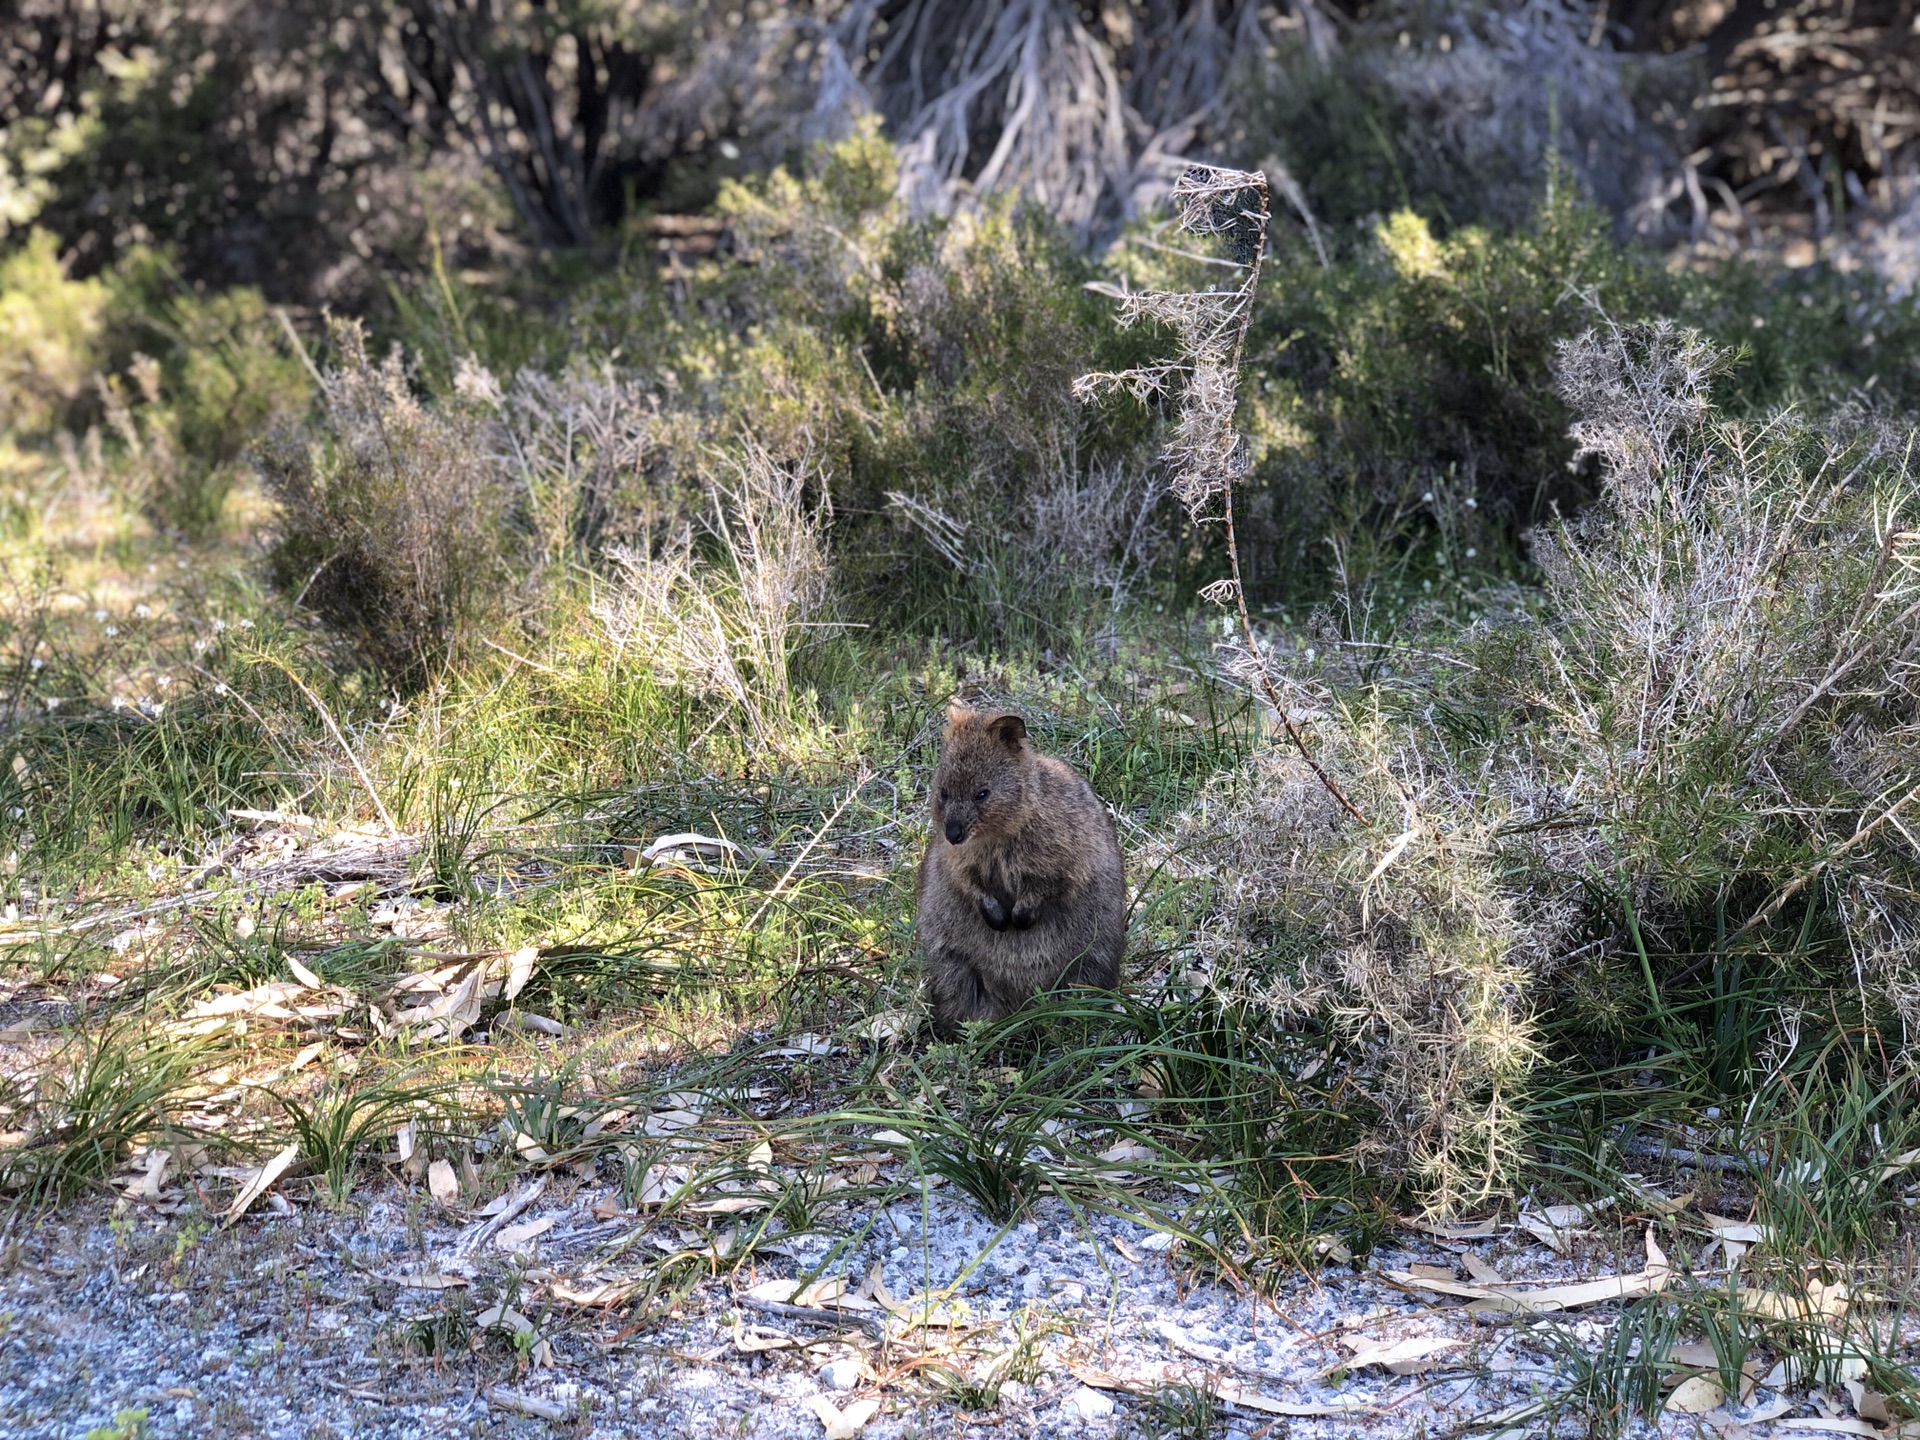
[939,788,949,802]
[974,788,989,803]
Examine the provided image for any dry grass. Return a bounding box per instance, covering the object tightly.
[594,438,832,756]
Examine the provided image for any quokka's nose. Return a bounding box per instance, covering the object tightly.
[944,820,967,845]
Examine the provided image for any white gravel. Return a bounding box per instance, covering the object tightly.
[0,1175,1826,1440]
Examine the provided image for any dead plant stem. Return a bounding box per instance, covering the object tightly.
[1219,177,1365,825]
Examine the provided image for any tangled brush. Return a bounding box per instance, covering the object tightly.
[1149,312,1920,1212]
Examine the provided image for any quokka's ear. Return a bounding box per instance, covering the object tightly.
[944,701,975,734]
[987,713,1028,750]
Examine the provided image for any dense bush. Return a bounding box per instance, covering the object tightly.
[0,229,308,536]
[584,122,1170,638]
[259,322,522,687]
[0,229,105,438]
[1176,189,1920,607]
[1163,320,1920,1209]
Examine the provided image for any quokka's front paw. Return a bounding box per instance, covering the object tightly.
[978,894,1011,931]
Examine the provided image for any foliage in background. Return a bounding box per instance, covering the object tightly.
[595,440,833,755]
[0,229,105,439]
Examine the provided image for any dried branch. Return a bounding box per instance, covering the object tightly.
[1076,164,1364,825]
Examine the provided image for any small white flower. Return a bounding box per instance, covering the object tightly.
[28,657,42,671]
[133,604,152,618]
[1464,547,1477,558]
[238,619,254,630]
[93,609,107,622]
[104,625,118,637]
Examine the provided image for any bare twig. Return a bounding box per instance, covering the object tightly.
[1076,165,1365,825]
[1729,777,1920,945]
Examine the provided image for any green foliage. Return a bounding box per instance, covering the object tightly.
[1233,193,1666,598]
[1163,319,1920,1210]
[634,121,1169,639]
[1245,46,1428,233]
[1,624,314,881]
[0,229,106,436]
[98,252,310,536]
[1200,187,1920,604]
[268,1078,451,1207]
[14,15,353,301]
[1540,1295,1683,1439]
[83,1409,150,1440]
[4,1023,205,1208]
[1119,1382,1219,1440]
[0,228,306,534]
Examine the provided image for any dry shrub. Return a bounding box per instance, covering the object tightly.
[94,354,176,518]
[887,454,1165,620]
[830,0,1304,238]
[712,125,1165,631]
[486,362,667,566]
[1161,712,1561,1212]
[1519,320,1920,982]
[260,321,521,687]
[1386,0,1678,236]
[1166,319,1920,1212]
[594,441,831,754]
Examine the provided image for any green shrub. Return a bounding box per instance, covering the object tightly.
[1230,193,1669,602]
[98,253,310,536]
[611,121,1168,640]
[0,228,106,437]
[0,230,307,536]
[1203,187,1920,607]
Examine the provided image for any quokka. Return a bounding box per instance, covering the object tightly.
[917,704,1126,1036]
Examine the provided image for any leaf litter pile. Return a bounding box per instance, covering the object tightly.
[3,819,1919,1440]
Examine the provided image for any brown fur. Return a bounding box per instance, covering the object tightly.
[916,704,1126,1036]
